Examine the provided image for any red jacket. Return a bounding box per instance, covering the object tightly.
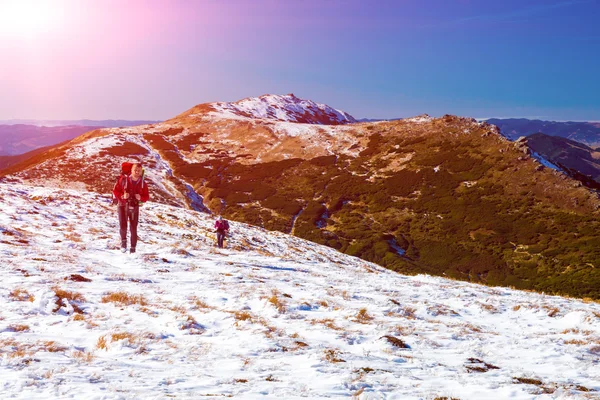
[214,219,229,231]
[113,175,149,206]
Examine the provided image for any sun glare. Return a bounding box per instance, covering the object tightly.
[0,0,61,38]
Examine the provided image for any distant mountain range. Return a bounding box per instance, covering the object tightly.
[2,94,600,299]
[0,125,100,156]
[0,120,161,156]
[525,133,600,189]
[0,119,160,127]
[486,118,600,147]
[0,143,68,169]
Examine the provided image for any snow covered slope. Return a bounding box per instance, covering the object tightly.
[1,183,599,399]
[210,94,356,125]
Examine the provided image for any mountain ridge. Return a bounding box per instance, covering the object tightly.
[487,118,600,147]
[3,95,600,299]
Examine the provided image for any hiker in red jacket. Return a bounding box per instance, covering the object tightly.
[214,216,230,248]
[113,162,149,253]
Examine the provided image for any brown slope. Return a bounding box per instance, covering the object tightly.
[165,114,600,299]
[3,104,600,299]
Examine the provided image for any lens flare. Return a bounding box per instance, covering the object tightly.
[0,0,61,38]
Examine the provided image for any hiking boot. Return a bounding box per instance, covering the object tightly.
[130,248,136,254]
[120,247,127,253]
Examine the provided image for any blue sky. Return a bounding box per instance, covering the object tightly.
[0,0,598,120]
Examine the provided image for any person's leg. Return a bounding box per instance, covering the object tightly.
[129,206,139,251]
[217,231,224,248]
[118,206,127,249]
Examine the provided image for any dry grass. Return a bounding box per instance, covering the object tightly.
[561,328,593,335]
[268,291,286,313]
[589,345,600,355]
[398,306,418,319]
[391,325,415,336]
[427,304,459,317]
[0,338,18,348]
[8,348,33,358]
[564,339,587,345]
[317,300,329,308]
[96,336,108,350]
[241,358,252,368]
[381,335,410,349]
[354,308,374,324]
[326,288,351,300]
[63,232,82,243]
[193,298,213,310]
[312,318,343,331]
[54,288,85,302]
[101,291,148,306]
[479,302,500,313]
[53,287,85,314]
[67,274,92,282]
[8,324,30,332]
[97,332,146,350]
[234,311,253,322]
[9,288,34,302]
[180,315,204,335]
[40,341,67,353]
[168,305,187,314]
[465,358,500,373]
[111,332,137,342]
[71,350,94,363]
[87,226,104,235]
[513,376,543,385]
[323,348,346,363]
[513,376,573,395]
[545,306,560,317]
[353,387,365,398]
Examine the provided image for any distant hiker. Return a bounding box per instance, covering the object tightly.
[214,216,230,248]
[113,161,149,253]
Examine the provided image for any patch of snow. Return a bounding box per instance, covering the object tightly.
[387,238,406,256]
[531,151,561,171]
[209,94,356,125]
[403,114,433,124]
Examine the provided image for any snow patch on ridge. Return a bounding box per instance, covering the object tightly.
[210,94,356,125]
[403,114,433,124]
[531,151,561,171]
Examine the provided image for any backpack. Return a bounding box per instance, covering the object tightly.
[217,220,229,231]
[111,162,134,205]
[121,162,134,176]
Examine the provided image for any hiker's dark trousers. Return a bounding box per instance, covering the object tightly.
[217,230,226,248]
[118,205,139,249]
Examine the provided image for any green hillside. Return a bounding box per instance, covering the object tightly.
[188,117,600,299]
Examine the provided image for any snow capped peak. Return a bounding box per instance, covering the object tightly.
[403,114,433,124]
[210,94,357,125]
